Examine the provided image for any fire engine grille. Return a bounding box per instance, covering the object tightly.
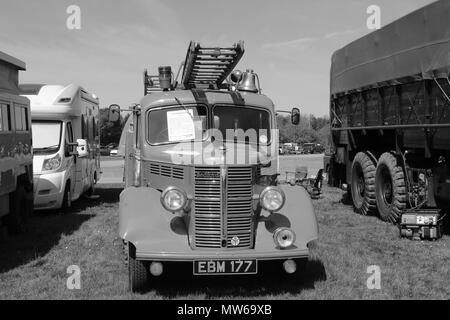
[193,166,254,249]
[226,167,253,248]
[194,167,222,248]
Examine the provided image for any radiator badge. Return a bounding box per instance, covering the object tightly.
[230,236,240,247]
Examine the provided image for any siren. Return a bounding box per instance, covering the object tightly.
[158,66,172,91]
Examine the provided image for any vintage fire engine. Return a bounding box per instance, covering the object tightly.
[110,41,318,292]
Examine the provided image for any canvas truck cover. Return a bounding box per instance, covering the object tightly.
[0,51,26,95]
[331,0,450,96]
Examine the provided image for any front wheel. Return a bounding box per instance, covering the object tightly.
[128,243,149,293]
[61,183,72,213]
[350,152,377,215]
[375,153,406,223]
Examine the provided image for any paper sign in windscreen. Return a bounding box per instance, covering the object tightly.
[167,109,195,142]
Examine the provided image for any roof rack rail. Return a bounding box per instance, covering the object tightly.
[181,41,244,89]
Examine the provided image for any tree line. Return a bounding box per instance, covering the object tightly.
[277,114,330,148]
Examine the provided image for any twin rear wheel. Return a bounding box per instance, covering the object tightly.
[351,152,406,223]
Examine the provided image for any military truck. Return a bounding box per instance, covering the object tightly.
[326,0,450,239]
[110,41,318,292]
[0,51,33,235]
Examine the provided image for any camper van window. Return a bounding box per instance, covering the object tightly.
[14,105,23,131]
[22,107,29,131]
[66,122,74,143]
[32,121,62,154]
[81,115,87,139]
[1,104,11,131]
[0,104,3,131]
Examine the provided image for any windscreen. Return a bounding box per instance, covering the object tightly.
[213,105,271,144]
[32,121,62,153]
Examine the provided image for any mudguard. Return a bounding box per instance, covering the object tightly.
[119,185,318,260]
[260,185,319,251]
[119,187,190,253]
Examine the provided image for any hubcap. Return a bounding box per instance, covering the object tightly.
[380,168,393,206]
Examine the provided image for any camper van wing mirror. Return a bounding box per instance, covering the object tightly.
[108,104,121,123]
[291,107,300,125]
[76,139,89,158]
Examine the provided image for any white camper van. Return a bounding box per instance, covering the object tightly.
[20,84,101,210]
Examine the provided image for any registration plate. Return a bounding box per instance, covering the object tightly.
[193,260,257,275]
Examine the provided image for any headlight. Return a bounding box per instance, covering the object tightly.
[273,227,296,249]
[260,186,285,212]
[42,154,61,171]
[160,186,187,212]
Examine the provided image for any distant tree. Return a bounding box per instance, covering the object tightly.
[276,114,330,146]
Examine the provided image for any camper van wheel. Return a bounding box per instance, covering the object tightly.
[350,152,377,215]
[7,185,28,234]
[375,152,406,223]
[128,243,149,293]
[61,184,72,213]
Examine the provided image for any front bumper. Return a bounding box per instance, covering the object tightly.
[33,172,66,210]
[135,247,310,262]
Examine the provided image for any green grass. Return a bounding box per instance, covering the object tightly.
[0,184,449,299]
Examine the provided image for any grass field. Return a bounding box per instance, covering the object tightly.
[0,155,449,299]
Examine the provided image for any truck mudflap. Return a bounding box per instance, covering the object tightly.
[119,186,318,261]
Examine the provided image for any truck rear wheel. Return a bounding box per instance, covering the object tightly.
[375,152,406,223]
[350,152,377,215]
[128,243,149,293]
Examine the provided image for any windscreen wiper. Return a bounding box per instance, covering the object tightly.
[174,97,195,121]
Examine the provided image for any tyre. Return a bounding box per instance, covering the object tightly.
[61,183,72,213]
[350,152,377,215]
[128,243,149,293]
[375,152,406,223]
[7,185,29,234]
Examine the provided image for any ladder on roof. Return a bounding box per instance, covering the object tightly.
[143,69,164,95]
[181,41,244,89]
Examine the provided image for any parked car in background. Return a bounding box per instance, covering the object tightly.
[100,143,116,156]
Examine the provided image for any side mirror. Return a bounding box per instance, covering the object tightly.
[291,107,300,125]
[76,139,89,158]
[108,104,121,123]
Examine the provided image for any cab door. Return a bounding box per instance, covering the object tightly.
[64,122,76,198]
[73,114,87,199]
[124,109,140,187]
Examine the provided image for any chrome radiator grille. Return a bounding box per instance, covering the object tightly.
[193,166,254,249]
[226,167,253,248]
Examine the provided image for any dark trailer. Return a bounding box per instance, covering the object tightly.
[327,0,450,238]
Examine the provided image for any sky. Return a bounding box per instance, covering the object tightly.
[0,0,436,116]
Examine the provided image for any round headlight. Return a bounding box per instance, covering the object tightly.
[260,186,285,212]
[160,187,187,212]
[273,227,296,249]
